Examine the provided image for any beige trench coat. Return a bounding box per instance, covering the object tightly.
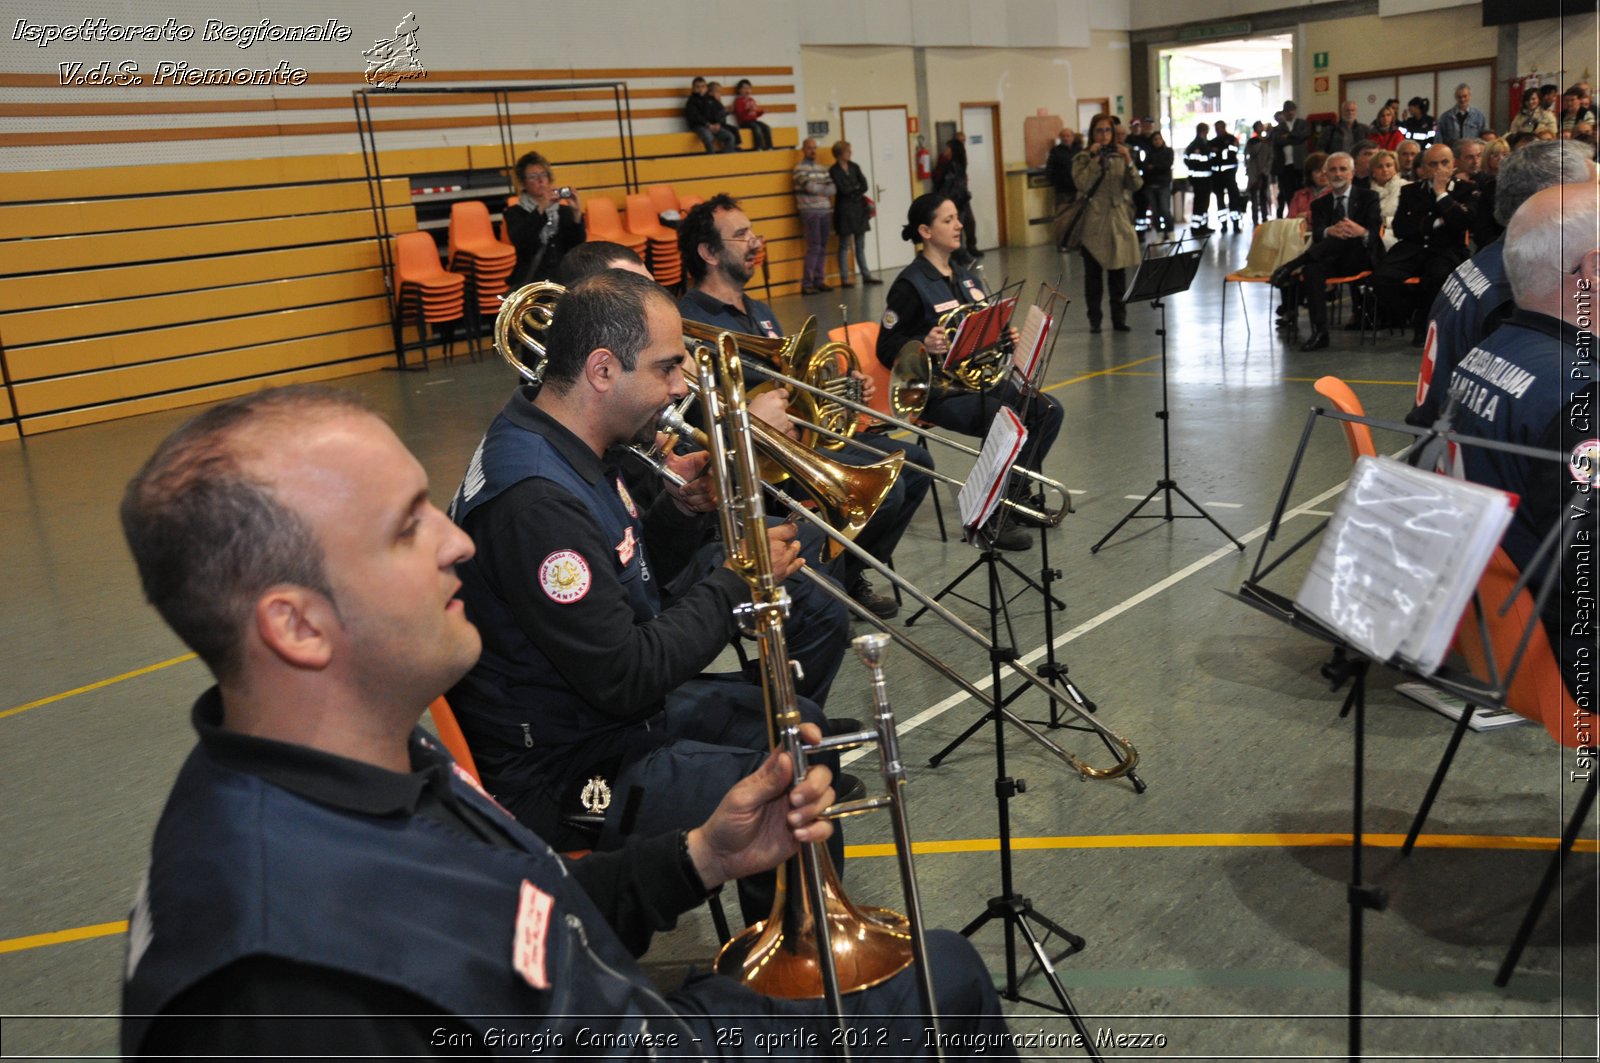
[1070,150,1144,271]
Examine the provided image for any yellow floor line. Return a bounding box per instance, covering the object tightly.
[1110,371,1415,386]
[1,653,197,722]
[845,830,1600,859]
[1044,355,1162,392]
[7,832,1590,956]
[0,920,128,954]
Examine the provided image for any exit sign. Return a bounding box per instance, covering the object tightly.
[1313,51,1329,70]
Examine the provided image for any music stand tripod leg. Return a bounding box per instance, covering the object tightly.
[950,542,1101,1059]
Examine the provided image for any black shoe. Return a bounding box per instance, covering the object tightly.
[826,717,863,737]
[1300,328,1330,351]
[1270,263,1299,288]
[839,279,856,288]
[863,275,883,285]
[1007,503,1050,529]
[835,773,867,804]
[1112,322,1131,332]
[815,282,833,291]
[849,577,899,620]
[801,285,819,295]
[1088,322,1102,334]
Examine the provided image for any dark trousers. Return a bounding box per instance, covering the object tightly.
[1276,166,1302,217]
[1189,176,1212,227]
[1289,238,1372,330]
[837,435,933,579]
[1374,242,1464,332]
[924,379,1064,473]
[1080,248,1128,329]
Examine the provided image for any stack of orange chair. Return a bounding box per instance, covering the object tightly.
[646,184,683,221]
[447,201,517,321]
[584,197,648,257]
[392,232,470,362]
[625,193,682,287]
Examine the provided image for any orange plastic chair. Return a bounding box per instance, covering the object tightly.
[1221,217,1307,347]
[1312,375,1377,463]
[625,193,682,286]
[827,321,947,541]
[584,197,647,254]
[427,696,482,783]
[392,233,468,363]
[646,184,682,217]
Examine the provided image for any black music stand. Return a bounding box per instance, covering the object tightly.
[1091,236,1243,554]
[1233,404,1591,1062]
[951,518,1102,1058]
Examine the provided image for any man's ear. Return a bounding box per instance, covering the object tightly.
[697,241,720,270]
[254,586,335,670]
[584,347,618,391]
[1579,248,1600,286]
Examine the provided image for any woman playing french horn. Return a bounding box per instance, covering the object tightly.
[875,193,1065,551]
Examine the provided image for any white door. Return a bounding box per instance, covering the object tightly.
[843,107,916,273]
[1345,76,1394,124]
[960,105,1000,251]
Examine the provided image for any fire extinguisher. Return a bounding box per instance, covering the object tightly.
[915,136,931,181]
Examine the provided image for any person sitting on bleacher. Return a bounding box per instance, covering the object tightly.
[684,77,738,154]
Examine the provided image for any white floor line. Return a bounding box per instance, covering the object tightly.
[1203,501,1244,508]
[842,478,1353,765]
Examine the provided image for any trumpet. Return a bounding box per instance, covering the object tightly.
[693,332,940,1039]
[682,315,863,451]
[739,353,1075,527]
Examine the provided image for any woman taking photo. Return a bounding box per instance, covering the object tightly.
[874,193,1064,551]
[1069,112,1142,332]
[828,140,880,286]
[504,151,585,289]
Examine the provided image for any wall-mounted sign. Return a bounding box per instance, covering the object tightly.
[1176,19,1251,42]
[807,120,829,136]
[1313,51,1329,70]
[908,116,919,134]
[1314,76,1329,93]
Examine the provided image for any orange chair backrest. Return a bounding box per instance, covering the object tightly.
[827,322,891,420]
[647,184,680,215]
[448,201,496,256]
[1454,548,1587,747]
[626,193,669,238]
[1313,375,1377,463]
[586,196,625,232]
[427,696,482,783]
[394,232,444,277]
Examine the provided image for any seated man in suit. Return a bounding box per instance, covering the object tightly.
[1373,143,1476,346]
[1270,152,1384,350]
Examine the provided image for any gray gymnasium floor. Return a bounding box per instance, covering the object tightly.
[1,235,1595,1061]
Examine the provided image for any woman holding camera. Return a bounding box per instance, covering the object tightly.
[505,151,586,289]
[1070,113,1142,333]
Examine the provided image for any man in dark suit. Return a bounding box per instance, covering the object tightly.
[1270,152,1384,350]
[1372,142,1476,346]
[1270,99,1311,217]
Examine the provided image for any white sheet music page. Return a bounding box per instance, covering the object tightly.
[958,407,1027,542]
[1012,305,1051,386]
[1293,456,1515,673]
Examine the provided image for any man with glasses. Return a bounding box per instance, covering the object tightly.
[1374,143,1476,346]
[677,195,932,620]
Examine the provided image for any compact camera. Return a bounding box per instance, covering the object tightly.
[555,186,575,200]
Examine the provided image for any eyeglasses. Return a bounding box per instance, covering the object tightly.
[725,232,765,245]
[524,171,552,183]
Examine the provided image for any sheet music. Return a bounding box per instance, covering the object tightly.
[1293,456,1515,674]
[958,407,1027,541]
[1012,304,1052,384]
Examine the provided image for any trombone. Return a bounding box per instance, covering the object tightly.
[739,349,1075,528]
[641,368,1138,783]
[693,332,941,1047]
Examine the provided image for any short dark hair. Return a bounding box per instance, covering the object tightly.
[540,269,672,393]
[1353,139,1378,154]
[514,150,550,184]
[120,386,368,682]
[556,241,646,286]
[679,193,739,282]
